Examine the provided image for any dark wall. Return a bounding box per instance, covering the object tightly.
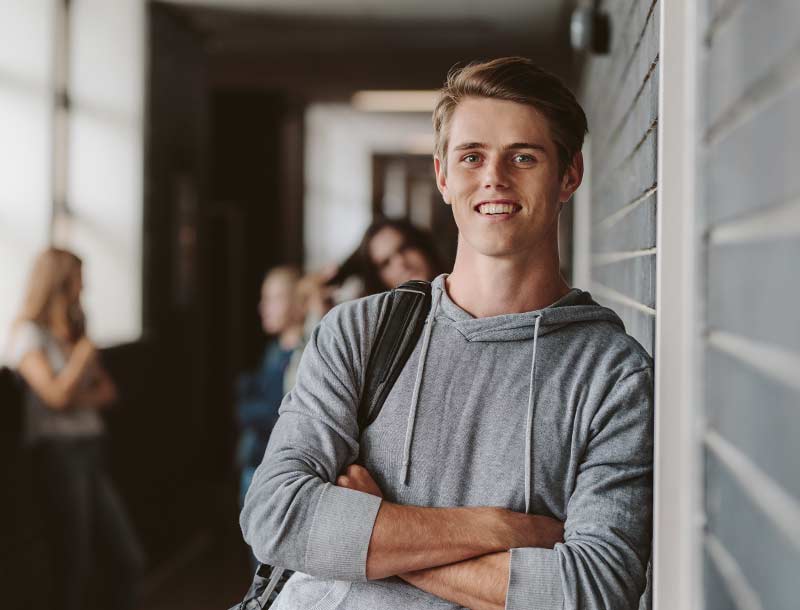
[200,89,304,488]
[137,2,213,564]
[1,370,49,610]
[137,4,307,571]
[208,90,303,372]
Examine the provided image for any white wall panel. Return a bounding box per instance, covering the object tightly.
[0,0,53,356]
[61,0,144,345]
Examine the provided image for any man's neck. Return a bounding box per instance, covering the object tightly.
[446,241,570,318]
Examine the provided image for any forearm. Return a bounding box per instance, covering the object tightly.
[74,380,116,409]
[48,372,85,409]
[19,348,95,410]
[366,502,510,579]
[55,342,100,406]
[365,501,563,580]
[74,364,117,410]
[338,459,563,581]
[52,360,94,408]
[401,551,510,610]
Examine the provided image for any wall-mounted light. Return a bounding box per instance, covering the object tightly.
[351,90,439,113]
[570,2,610,54]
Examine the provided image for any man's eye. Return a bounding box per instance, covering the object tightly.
[513,154,536,163]
[462,154,481,163]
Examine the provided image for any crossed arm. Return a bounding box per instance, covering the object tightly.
[336,464,564,610]
[18,338,117,411]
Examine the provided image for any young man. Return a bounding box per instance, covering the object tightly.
[241,57,653,610]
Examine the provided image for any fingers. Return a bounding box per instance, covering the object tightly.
[336,465,367,488]
[343,464,368,478]
[335,465,383,498]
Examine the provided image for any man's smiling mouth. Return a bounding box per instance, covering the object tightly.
[475,200,522,215]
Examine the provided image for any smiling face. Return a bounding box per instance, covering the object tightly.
[434,96,582,262]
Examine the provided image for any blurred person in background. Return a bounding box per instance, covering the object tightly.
[235,266,305,515]
[297,267,337,332]
[5,247,144,610]
[358,217,444,294]
[282,269,337,392]
[328,217,444,298]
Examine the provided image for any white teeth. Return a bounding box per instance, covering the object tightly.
[478,202,518,215]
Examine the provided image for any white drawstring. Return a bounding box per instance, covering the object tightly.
[400,287,443,485]
[524,314,542,514]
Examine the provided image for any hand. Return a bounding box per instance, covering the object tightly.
[501,511,564,549]
[73,336,98,363]
[336,464,384,499]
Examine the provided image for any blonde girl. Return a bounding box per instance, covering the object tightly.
[7,248,144,610]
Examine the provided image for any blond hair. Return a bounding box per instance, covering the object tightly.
[432,57,588,176]
[14,247,85,341]
[263,265,301,288]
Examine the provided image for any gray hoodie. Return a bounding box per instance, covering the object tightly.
[241,274,653,610]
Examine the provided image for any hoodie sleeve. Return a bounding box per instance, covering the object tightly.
[239,302,383,581]
[505,367,654,610]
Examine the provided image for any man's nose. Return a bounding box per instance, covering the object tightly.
[482,157,508,189]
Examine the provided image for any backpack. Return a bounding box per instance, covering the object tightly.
[231,279,433,610]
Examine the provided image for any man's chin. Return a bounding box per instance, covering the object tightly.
[457,226,554,261]
[461,236,526,260]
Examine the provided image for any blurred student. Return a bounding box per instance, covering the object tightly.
[235,266,305,509]
[328,218,444,298]
[358,217,444,294]
[282,269,337,393]
[6,247,144,610]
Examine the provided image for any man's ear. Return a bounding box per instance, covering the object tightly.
[434,156,451,205]
[559,151,584,203]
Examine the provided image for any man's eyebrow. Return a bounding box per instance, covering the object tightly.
[452,142,486,151]
[506,142,547,153]
[451,142,548,153]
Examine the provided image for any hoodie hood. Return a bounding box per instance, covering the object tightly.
[430,273,624,342]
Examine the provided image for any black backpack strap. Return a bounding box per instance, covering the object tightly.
[357,279,432,433]
[234,279,432,610]
[229,563,289,610]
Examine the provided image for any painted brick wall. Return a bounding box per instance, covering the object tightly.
[577,4,659,608]
[698,1,800,608]
[580,0,659,356]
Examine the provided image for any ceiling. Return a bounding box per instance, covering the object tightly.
[164,0,572,35]
[156,0,580,99]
